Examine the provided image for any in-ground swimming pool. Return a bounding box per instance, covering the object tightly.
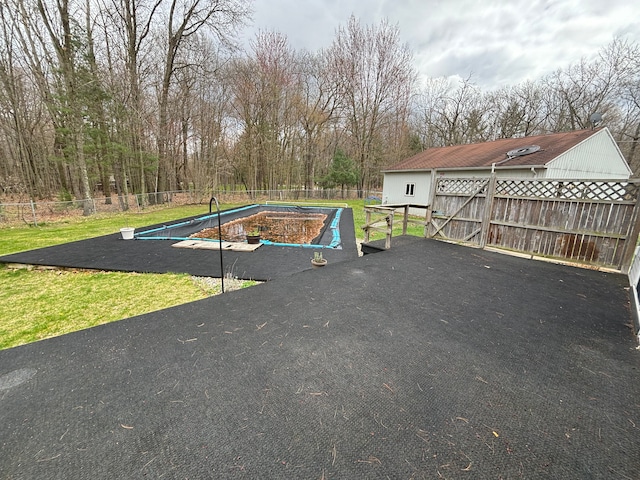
[134,204,344,249]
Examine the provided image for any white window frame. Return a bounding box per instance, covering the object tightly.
[405,183,415,197]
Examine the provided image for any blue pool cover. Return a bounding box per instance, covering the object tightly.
[134,204,344,249]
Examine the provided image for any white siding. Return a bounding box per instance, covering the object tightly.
[382,171,432,205]
[383,169,537,207]
[545,129,631,179]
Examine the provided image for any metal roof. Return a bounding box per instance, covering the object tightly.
[384,129,603,172]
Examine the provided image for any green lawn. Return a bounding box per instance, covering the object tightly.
[0,200,424,350]
[0,205,208,256]
[0,268,212,350]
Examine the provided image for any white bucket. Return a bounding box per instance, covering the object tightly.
[120,227,135,240]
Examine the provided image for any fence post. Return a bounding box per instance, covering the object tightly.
[425,169,438,238]
[402,205,408,235]
[364,208,371,243]
[620,191,640,274]
[385,213,393,249]
[423,206,429,238]
[30,199,38,227]
[479,175,497,248]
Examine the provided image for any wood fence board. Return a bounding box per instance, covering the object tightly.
[429,176,640,272]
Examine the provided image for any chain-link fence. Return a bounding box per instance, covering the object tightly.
[0,189,381,226]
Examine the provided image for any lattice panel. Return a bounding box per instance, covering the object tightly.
[436,178,488,195]
[495,179,639,202]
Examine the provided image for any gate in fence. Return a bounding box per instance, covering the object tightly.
[428,176,640,273]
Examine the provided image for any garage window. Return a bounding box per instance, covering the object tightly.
[405,183,415,196]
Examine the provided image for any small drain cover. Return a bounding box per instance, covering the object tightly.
[0,368,37,391]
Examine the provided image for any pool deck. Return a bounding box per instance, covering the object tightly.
[1,234,639,478]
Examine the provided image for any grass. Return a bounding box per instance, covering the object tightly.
[0,205,208,255]
[0,200,424,350]
[0,268,211,350]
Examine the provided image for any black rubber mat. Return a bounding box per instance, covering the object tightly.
[1,238,638,479]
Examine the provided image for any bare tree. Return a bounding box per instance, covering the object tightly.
[487,81,549,139]
[295,51,340,191]
[188,43,233,193]
[545,51,621,131]
[605,39,640,175]
[229,31,301,192]
[0,3,57,198]
[327,16,416,193]
[154,0,250,194]
[101,0,164,206]
[413,75,488,147]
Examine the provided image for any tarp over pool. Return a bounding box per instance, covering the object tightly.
[134,204,344,249]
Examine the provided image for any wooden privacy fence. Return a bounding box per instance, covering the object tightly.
[428,176,640,273]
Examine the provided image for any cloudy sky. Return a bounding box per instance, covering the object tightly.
[240,0,639,90]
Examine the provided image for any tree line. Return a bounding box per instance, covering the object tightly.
[0,1,638,214]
